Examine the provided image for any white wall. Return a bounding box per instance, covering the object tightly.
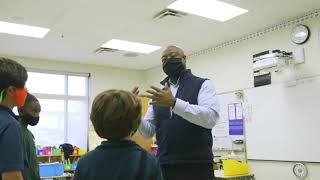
[145,18,320,180]
[1,54,148,150]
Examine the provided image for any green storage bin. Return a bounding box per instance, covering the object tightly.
[52,148,61,156]
[64,163,72,171]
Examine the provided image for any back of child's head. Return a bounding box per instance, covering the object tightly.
[0,57,28,92]
[90,89,142,140]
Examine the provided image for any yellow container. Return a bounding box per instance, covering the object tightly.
[78,149,87,155]
[222,160,250,176]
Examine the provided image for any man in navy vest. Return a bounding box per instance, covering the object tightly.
[136,45,220,180]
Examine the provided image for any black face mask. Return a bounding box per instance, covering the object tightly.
[23,113,40,126]
[162,58,185,78]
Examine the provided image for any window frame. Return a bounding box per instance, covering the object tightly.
[26,68,90,150]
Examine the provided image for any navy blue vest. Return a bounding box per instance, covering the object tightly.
[153,69,213,164]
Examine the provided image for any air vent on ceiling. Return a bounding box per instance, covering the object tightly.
[123,52,139,58]
[153,9,187,20]
[94,47,119,54]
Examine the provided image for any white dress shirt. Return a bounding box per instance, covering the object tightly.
[139,79,220,139]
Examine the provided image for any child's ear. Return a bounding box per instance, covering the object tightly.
[6,86,16,97]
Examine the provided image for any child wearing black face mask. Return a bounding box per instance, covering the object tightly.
[18,93,41,180]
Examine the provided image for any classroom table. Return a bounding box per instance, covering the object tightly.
[215,170,255,180]
[40,174,73,180]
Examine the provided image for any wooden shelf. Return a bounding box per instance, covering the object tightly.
[38,155,62,157]
[64,169,75,172]
[38,154,82,164]
[38,155,82,157]
[40,174,72,179]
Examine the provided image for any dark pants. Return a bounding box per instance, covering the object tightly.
[161,163,215,180]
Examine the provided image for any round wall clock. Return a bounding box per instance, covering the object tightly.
[291,25,310,45]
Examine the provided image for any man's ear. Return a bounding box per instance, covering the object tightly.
[182,55,187,67]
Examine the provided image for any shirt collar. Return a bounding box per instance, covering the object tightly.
[0,105,18,120]
[169,78,180,87]
[160,69,192,86]
[99,140,138,148]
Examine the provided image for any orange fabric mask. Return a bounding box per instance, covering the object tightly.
[13,87,28,108]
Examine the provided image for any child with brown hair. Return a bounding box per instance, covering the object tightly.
[0,57,29,180]
[74,90,163,180]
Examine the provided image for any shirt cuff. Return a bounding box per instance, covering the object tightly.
[173,98,188,115]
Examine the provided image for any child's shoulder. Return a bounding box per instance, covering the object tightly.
[76,148,98,165]
[139,149,160,166]
[0,111,20,133]
[145,151,157,160]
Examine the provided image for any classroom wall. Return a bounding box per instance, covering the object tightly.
[145,18,320,179]
[0,54,148,150]
[1,15,319,180]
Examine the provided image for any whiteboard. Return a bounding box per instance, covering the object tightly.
[245,77,320,162]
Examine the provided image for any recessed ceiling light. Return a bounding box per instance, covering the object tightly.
[167,0,248,22]
[0,21,50,38]
[101,39,161,54]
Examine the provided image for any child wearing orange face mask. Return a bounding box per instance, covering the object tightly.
[0,57,29,180]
